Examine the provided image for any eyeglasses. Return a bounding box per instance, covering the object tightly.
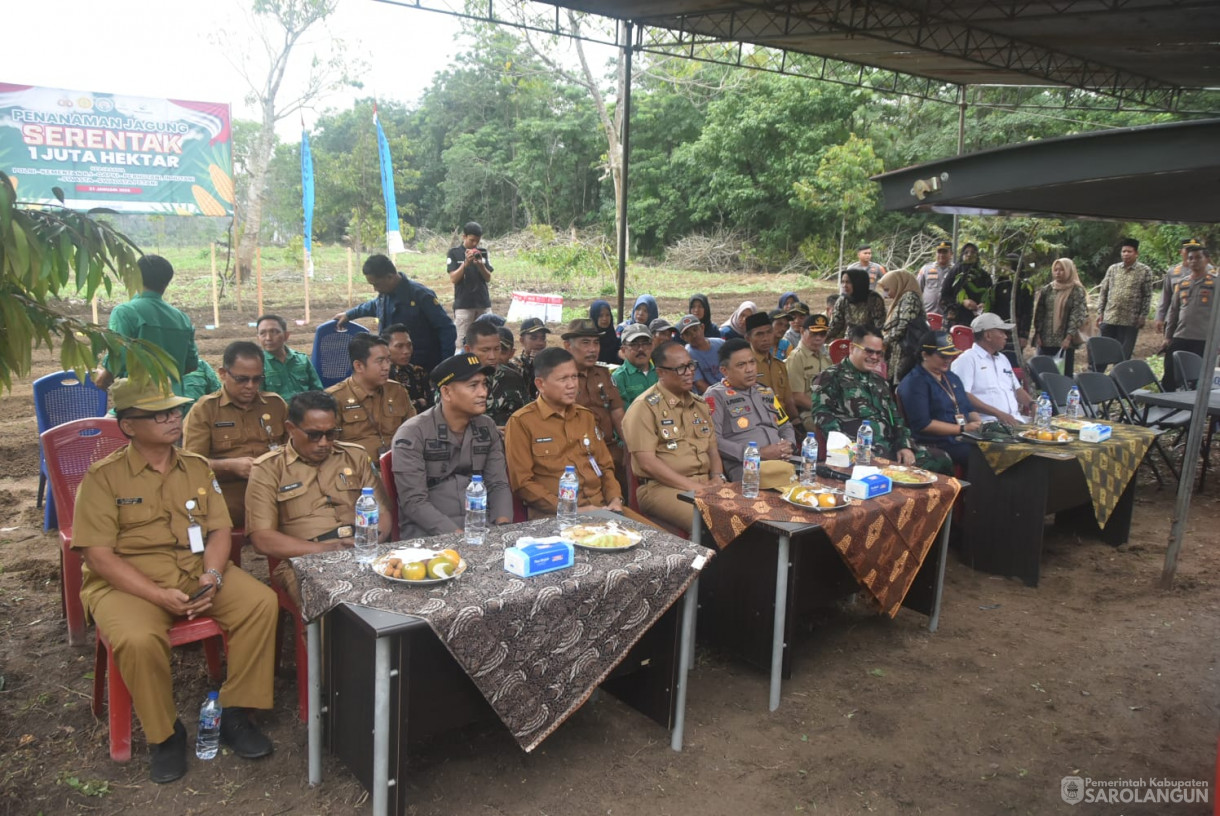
[851,343,885,358]
[124,408,180,424]
[301,428,340,442]
[229,374,265,386]
[658,362,697,375]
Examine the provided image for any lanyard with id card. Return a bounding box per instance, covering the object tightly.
[582,436,602,477]
[184,499,205,554]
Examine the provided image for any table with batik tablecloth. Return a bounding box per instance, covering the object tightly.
[962,422,1157,586]
[291,514,712,816]
[683,467,962,710]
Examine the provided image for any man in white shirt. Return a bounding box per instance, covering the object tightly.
[951,313,1032,425]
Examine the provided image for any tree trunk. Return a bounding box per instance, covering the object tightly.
[838,214,846,271]
[237,108,276,279]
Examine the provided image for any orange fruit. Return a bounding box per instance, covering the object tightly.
[439,548,461,567]
[1037,429,1054,441]
[403,561,427,581]
[817,493,838,508]
[427,557,456,579]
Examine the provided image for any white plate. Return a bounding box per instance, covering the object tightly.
[373,547,467,584]
[561,523,644,552]
[879,466,937,487]
[779,485,853,512]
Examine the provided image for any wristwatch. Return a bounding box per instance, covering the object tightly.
[205,568,224,590]
[712,473,727,482]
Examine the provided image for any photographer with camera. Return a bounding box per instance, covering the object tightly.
[448,221,493,354]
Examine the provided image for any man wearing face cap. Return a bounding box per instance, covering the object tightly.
[745,311,798,424]
[391,354,513,538]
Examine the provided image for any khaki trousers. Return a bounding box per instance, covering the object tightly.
[637,481,695,534]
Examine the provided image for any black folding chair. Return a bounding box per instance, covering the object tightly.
[1086,336,1126,373]
[1027,355,1060,391]
[1109,359,1185,484]
[1040,372,1074,414]
[1173,350,1204,392]
[1073,372,1131,423]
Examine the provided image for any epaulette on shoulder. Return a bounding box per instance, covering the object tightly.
[645,392,661,405]
[253,448,281,465]
[691,392,707,403]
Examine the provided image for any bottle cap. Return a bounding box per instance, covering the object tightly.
[208,691,219,700]
[361,486,374,494]
[472,474,483,482]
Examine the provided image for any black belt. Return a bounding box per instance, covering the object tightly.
[637,477,653,485]
[312,525,353,542]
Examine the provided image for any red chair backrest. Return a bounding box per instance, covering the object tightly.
[378,450,399,540]
[828,338,851,364]
[950,325,973,351]
[41,418,128,531]
[927,313,943,331]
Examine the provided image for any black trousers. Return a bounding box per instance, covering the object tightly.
[1100,323,1139,360]
[1162,337,1206,392]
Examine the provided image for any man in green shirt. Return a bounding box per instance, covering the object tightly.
[611,323,658,407]
[94,255,198,395]
[256,314,323,402]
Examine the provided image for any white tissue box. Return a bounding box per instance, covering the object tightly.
[1080,424,1111,443]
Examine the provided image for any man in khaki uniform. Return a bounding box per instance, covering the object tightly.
[74,379,277,783]
[622,341,726,533]
[745,311,798,424]
[246,391,391,599]
[326,334,415,461]
[785,313,832,433]
[563,318,627,486]
[505,347,650,524]
[182,341,287,528]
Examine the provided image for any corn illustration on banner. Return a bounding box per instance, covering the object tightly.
[0,83,232,216]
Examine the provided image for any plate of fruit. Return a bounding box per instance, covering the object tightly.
[1018,428,1073,445]
[1052,418,1090,432]
[779,485,853,512]
[374,547,466,584]
[562,522,643,552]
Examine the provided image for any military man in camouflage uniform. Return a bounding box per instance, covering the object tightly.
[811,324,951,474]
[705,339,796,480]
[513,317,550,399]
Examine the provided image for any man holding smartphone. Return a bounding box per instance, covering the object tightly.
[448,221,493,354]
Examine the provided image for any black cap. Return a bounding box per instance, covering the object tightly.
[473,312,506,328]
[806,314,829,333]
[935,241,953,252]
[920,330,961,356]
[744,312,772,333]
[787,302,810,317]
[520,317,550,335]
[561,319,602,339]
[497,327,514,349]
[431,354,495,387]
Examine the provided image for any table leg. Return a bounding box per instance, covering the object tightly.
[670,577,699,752]
[372,637,391,816]
[928,508,953,634]
[769,534,791,712]
[685,507,700,674]
[307,620,322,786]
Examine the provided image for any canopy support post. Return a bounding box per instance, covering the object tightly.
[616,21,634,324]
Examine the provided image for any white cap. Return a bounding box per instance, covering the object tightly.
[971,312,1014,332]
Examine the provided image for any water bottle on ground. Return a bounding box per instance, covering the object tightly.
[1066,385,1082,419]
[196,691,221,760]
[856,421,874,466]
[557,466,579,533]
[800,433,819,487]
[465,476,488,546]
[742,442,761,498]
[1036,391,1054,430]
[353,487,379,565]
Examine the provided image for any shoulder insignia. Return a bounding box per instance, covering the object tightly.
[691,393,706,403]
[253,449,281,464]
[645,393,661,405]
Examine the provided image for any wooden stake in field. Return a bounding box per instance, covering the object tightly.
[347,247,354,307]
[256,246,264,316]
[91,294,99,324]
[210,243,219,328]
[303,254,311,324]
[235,252,242,313]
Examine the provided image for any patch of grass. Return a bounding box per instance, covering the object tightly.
[56,772,111,797]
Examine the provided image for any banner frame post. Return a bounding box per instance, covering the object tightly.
[256,246,264,316]
[347,247,354,308]
[210,243,219,328]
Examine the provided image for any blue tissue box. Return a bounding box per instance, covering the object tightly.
[845,472,893,500]
[504,537,575,578]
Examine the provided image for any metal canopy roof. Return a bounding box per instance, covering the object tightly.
[871,117,1220,223]
[550,0,1220,111]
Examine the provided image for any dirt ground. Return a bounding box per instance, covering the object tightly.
[1,291,1218,816]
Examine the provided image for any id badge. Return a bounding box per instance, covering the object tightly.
[954,413,965,426]
[587,455,603,477]
[187,523,205,554]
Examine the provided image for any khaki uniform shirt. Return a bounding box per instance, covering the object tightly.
[704,382,795,478]
[245,440,385,542]
[753,349,793,410]
[576,364,624,444]
[1156,262,1214,324]
[1166,272,1217,341]
[786,343,832,429]
[504,398,621,514]
[622,383,715,482]
[326,376,416,461]
[73,446,230,611]
[391,405,512,538]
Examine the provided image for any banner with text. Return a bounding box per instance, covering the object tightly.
[0,83,233,216]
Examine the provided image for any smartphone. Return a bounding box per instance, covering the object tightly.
[188,583,216,602]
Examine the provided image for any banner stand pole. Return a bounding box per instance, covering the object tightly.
[256,246,264,316]
[210,243,219,328]
[347,247,354,308]
[235,251,242,314]
[303,255,311,325]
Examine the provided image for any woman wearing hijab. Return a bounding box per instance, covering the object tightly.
[879,269,927,384]
[939,242,992,327]
[778,292,800,312]
[720,300,756,340]
[618,294,658,336]
[589,299,622,365]
[827,268,886,340]
[1030,257,1089,376]
[688,294,715,335]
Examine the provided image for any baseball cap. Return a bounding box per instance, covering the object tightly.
[519,317,550,336]
[806,314,829,333]
[676,314,703,336]
[971,313,1014,333]
[786,302,810,317]
[921,330,961,356]
[648,317,674,333]
[473,312,506,328]
[431,354,495,387]
[622,323,653,343]
[110,378,191,413]
[935,241,953,252]
[560,319,601,340]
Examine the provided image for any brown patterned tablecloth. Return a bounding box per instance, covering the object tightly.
[975,423,1156,527]
[289,516,713,752]
[693,475,961,617]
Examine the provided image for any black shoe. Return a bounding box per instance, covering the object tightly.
[219,707,273,759]
[149,719,187,784]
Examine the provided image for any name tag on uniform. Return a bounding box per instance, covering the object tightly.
[534,437,553,443]
[213,421,236,428]
[661,419,674,426]
[588,455,603,477]
[116,497,142,506]
[187,523,205,554]
[343,404,362,411]
[279,482,303,492]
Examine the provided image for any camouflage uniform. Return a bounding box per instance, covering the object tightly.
[486,364,529,426]
[510,352,537,399]
[390,363,434,413]
[810,362,951,474]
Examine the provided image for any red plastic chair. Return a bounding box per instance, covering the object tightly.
[828,338,851,364]
[950,325,974,351]
[379,450,399,540]
[266,554,309,723]
[623,449,689,540]
[927,312,943,331]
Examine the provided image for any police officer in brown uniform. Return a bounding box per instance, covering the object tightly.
[745,311,798,423]
[563,319,627,486]
[325,334,415,461]
[705,338,797,480]
[391,354,513,538]
[182,341,287,529]
[74,379,277,783]
[245,391,391,598]
[621,341,726,533]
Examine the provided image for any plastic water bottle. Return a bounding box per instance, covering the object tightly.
[557,466,579,532]
[800,433,819,487]
[195,691,221,760]
[742,442,761,498]
[856,421,874,466]
[1066,385,1082,419]
[353,487,379,565]
[1036,391,1054,430]
[464,476,487,546]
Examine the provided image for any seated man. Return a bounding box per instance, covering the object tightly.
[679,313,725,394]
[610,323,657,407]
[513,317,550,399]
[74,379,277,783]
[392,354,513,538]
[785,313,832,434]
[649,317,677,344]
[463,321,528,426]
[951,313,1031,425]
[898,331,983,467]
[811,324,952,475]
[183,341,287,528]
[746,311,799,423]
[622,341,727,533]
[705,339,796,480]
[505,347,649,523]
[246,391,391,599]
[326,334,415,461]
[256,313,323,402]
[383,323,433,414]
[564,319,627,486]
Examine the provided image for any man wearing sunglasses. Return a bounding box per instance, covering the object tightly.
[183,341,287,528]
[246,390,391,594]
